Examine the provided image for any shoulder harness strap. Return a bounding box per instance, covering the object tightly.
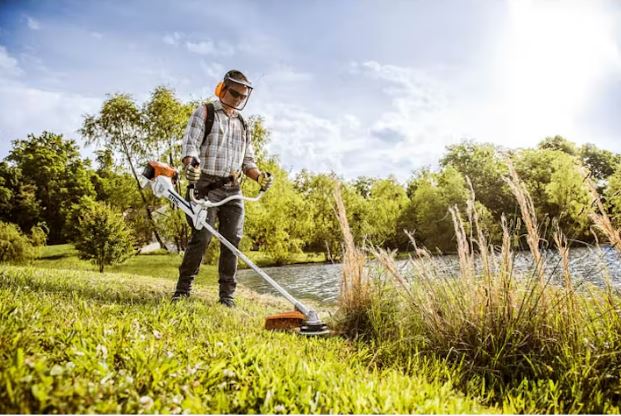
[201,102,216,147]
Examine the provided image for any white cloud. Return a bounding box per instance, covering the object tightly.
[163,32,182,46]
[261,102,357,175]
[185,40,234,56]
[0,46,23,77]
[0,82,101,158]
[199,61,224,80]
[263,65,313,83]
[26,16,40,30]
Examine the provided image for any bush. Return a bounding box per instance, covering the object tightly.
[0,221,36,263]
[74,203,135,272]
[29,224,48,247]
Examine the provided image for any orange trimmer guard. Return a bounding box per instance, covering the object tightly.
[264,310,306,331]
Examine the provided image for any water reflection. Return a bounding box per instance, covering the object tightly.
[237,246,621,306]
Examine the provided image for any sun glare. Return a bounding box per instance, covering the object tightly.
[495,0,620,143]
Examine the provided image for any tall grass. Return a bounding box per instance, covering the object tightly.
[334,165,621,413]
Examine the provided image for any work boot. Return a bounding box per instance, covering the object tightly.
[171,292,189,302]
[218,298,236,308]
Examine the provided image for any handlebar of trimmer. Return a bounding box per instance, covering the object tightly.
[187,157,270,208]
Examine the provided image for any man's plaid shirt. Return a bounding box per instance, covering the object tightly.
[181,100,257,177]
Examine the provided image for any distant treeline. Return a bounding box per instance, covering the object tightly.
[1,86,620,261]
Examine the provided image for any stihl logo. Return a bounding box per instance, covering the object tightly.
[167,193,182,205]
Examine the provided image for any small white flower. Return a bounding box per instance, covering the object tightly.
[65,361,75,370]
[274,404,286,413]
[50,365,63,376]
[139,395,154,408]
[215,341,224,347]
[223,369,236,378]
[153,330,162,339]
[96,344,108,359]
[166,351,174,358]
[172,394,183,405]
[100,374,113,385]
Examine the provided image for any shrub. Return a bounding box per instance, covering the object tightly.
[29,224,48,247]
[74,202,135,272]
[0,221,36,263]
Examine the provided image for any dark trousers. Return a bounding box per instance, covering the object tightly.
[175,177,244,301]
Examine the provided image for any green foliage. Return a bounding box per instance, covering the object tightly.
[3,132,95,243]
[605,163,621,226]
[143,86,193,166]
[245,161,311,265]
[514,149,591,240]
[366,177,408,247]
[441,141,513,223]
[247,115,271,164]
[294,171,343,261]
[538,135,578,155]
[80,93,169,251]
[399,166,469,253]
[579,143,621,188]
[92,149,142,212]
[29,225,48,247]
[74,203,135,273]
[0,221,36,263]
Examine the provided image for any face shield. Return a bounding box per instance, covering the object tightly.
[221,75,253,111]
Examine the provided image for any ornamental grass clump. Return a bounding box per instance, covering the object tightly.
[335,163,621,413]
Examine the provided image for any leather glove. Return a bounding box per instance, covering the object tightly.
[257,172,273,191]
[184,159,201,182]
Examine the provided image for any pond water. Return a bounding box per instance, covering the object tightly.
[237,246,621,306]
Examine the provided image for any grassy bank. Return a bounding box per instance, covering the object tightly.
[0,265,491,413]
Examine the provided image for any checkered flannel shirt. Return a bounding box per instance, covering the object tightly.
[181,100,257,177]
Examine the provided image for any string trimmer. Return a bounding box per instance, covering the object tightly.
[140,161,330,337]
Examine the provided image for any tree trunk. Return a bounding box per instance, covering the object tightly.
[121,138,168,252]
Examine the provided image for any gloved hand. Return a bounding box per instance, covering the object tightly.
[184,158,201,182]
[257,172,273,191]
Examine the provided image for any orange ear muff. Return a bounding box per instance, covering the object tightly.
[214,82,225,98]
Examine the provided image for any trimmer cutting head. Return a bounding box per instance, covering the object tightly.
[265,310,331,337]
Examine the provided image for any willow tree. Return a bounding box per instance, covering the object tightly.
[80,93,166,250]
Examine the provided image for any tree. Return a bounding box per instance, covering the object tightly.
[142,86,192,167]
[294,171,342,261]
[4,132,95,243]
[0,162,40,234]
[74,202,135,273]
[440,140,513,221]
[537,135,577,155]
[398,166,469,253]
[366,177,408,247]
[513,148,591,241]
[244,161,312,265]
[80,94,167,250]
[605,163,621,227]
[579,143,621,190]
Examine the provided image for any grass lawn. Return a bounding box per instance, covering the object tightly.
[0,264,492,413]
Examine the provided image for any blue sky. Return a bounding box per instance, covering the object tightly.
[1,0,620,181]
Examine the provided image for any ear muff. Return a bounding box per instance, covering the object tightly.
[214,82,225,98]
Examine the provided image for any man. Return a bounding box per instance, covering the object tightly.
[173,69,273,307]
